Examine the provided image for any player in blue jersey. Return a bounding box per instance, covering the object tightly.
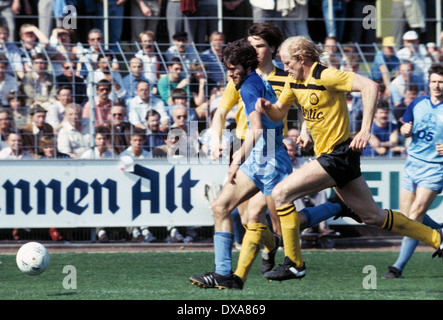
[382,63,443,279]
[189,37,303,290]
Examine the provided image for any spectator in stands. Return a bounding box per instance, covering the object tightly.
[18,24,49,73]
[321,36,343,69]
[83,79,114,127]
[396,30,432,82]
[21,104,54,156]
[135,30,160,85]
[7,89,29,129]
[0,130,33,159]
[346,92,364,138]
[46,85,73,131]
[390,60,427,108]
[426,42,440,63]
[57,103,91,158]
[167,88,197,122]
[170,104,199,158]
[86,50,127,101]
[163,32,199,73]
[122,56,152,99]
[38,135,71,159]
[0,24,24,79]
[199,109,233,159]
[130,0,161,43]
[0,108,14,150]
[81,125,115,159]
[102,103,134,156]
[0,54,18,106]
[79,28,119,75]
[92,80,119,119]
[48,27,80,76]
[157,57,190,105]
[371,36,400,100]
[55,60,87,104]
[127,80,169,130]
[286,127,299,146]
[200,31,226,84]
[143,109,165,153]
[22,52,56,108]
[393,83,418,125]
[166,0,196,43]
[322,0,348,42]
[119,126,151,158]
[362,100,404,157]
[152,128,177,158]
[188,62,217,121]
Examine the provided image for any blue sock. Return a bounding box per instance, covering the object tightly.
[392,214,441,272]
[300,202,342,228]
[213,232,234,276]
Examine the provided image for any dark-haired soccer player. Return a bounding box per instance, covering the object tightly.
[382,63,443,279]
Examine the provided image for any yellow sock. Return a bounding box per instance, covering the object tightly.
[234,223,267,281]
[382,210,441,249]
[262,225,276,253]
[277,204,304,267]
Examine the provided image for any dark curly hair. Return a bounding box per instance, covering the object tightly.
[247,23,284,59]
[223,38,259,72]
[428,63,443,78]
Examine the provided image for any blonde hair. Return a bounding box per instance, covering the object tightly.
[281,36,323,63]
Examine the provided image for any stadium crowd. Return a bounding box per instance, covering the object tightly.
[1,0,441,242]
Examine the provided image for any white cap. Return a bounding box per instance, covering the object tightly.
[403,30,419,41]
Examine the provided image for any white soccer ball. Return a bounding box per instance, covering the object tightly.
[16,242,50,276]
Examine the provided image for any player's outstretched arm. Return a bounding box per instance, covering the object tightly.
[349,73,379,152]
[255,98,289,122]
[210,107,230,160]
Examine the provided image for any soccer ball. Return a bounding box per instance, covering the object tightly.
[16,242,50,276]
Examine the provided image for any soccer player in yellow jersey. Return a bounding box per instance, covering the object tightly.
[204,25,357,288]
[256,36,443,281]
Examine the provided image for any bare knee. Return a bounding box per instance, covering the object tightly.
[211,200,229,222]
[359,210,386,227]
[272,185,290,208]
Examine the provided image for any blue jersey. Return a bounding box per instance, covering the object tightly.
[240,71,284,156]
[238,71,292,195]
[402,95,443,163]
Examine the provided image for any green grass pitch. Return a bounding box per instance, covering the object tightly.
[0,250,442,301]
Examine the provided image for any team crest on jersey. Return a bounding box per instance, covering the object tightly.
[309,93,319,105]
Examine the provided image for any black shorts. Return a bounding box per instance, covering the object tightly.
[317,139,362,189]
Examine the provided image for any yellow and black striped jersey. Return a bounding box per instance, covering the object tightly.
[219,66,289,139]
[279,62,355,156]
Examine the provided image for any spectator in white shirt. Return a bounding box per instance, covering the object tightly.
[0,131,33,159]
[135,30,160,85]
[57,103,91,158]
[119,127,152,159]
[81,126,115,159]
[46,85,73,132]
[127,80,169,130]
[396,30,433,83]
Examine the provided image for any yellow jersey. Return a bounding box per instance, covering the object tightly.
[219,66,289,139]
[278,62,355,156]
